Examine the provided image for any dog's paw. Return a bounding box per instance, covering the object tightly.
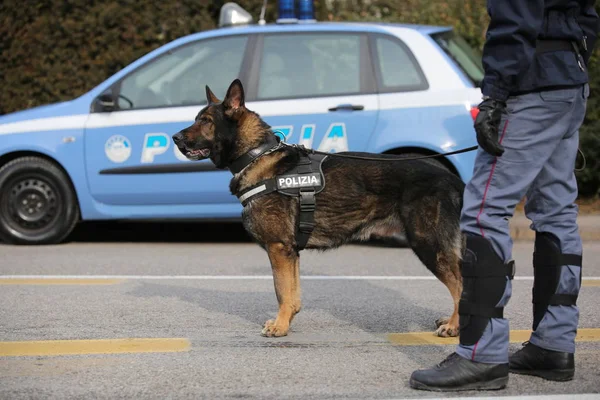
[435,317,449,328]
[435,322,459,337]
[261,319,289,337]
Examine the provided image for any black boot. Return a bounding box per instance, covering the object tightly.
[410,353,509,392]
[509,342,574,381]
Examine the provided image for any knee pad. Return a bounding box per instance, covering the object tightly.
[533,232,583,330]
[459,234,515,346]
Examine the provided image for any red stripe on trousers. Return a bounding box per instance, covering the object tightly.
[471,119,509,360]
[475,120,510,238]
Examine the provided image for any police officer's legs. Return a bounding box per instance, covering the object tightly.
[509,84,588,381]
[410,86,583,391]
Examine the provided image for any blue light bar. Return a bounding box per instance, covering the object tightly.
[277,0,298,23]
[297,0,316,22]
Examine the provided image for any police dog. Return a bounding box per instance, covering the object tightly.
[173,79,465,338]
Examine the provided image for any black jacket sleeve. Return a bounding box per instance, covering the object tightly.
[481,0,544,101]
[577,0,600,65]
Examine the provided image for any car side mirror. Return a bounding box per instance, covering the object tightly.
[93,92,116,112]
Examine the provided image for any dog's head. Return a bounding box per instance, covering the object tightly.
[172,79,272,169]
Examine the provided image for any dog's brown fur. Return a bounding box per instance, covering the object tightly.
[173,79,465,338]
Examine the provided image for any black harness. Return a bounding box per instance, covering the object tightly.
[231,140,328,251]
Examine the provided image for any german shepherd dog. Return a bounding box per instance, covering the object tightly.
[172,79,466,338]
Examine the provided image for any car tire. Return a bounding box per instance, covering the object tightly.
[0,156,80,245]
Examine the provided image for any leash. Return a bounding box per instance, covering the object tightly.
[282,142,585,171]
[273,132,586,169]
[269,130,589,172]
[274,131,478,162]
[300,145,479,161]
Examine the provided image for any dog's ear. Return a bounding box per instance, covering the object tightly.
[206,85,221,104]
[223,79,245,118]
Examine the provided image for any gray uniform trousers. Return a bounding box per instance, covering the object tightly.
[456,84,589,364]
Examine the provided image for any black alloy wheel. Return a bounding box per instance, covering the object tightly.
[0,157,79,245]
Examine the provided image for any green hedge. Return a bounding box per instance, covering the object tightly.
[0,0,598,196]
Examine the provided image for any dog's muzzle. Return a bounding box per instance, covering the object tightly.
[172,132,211,161]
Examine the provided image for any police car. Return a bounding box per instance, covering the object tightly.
[0,2,483,245]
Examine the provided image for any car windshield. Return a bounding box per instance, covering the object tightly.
[431,30,483,87]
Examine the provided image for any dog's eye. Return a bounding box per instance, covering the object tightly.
[199,117,211,125]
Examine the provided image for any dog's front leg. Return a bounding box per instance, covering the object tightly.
[262,243,301,337]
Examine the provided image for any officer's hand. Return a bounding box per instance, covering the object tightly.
[474,98,506,157]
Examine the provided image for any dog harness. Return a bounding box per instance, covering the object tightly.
[231,140,328,250]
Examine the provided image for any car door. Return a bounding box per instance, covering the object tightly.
[244,31,379,152]
[83,34,253,206]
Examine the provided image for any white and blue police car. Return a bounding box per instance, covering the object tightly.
[0,1,483,244]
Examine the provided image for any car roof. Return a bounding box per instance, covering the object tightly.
[177,21,452,42]
[337,21,453,35]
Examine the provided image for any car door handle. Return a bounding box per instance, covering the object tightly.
[328,104,364,112]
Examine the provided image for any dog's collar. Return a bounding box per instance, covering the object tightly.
[228,136,281,174]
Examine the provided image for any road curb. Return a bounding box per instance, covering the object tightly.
[510,214,600,241]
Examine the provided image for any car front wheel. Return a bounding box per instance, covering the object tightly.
[0,156,79,245]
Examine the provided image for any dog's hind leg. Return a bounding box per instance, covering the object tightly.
[262,242,302,337]
[403,199,463,337]
[409,240,463,338]
[430,211,465,337]
[432,249,462,337]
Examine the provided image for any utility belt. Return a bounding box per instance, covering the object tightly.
[535,38,587,70]
[235,150,328,251]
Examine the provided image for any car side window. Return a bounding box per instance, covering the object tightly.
[257,33,362,100]
[374,36,426,91]
[117,36,248,110]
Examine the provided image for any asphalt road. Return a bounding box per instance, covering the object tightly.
[1,222,600,399]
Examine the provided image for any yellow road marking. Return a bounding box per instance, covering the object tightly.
[582,280,600,287]
[388,328,600,346]
[0,338,190,357]
[0,279,123,285]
